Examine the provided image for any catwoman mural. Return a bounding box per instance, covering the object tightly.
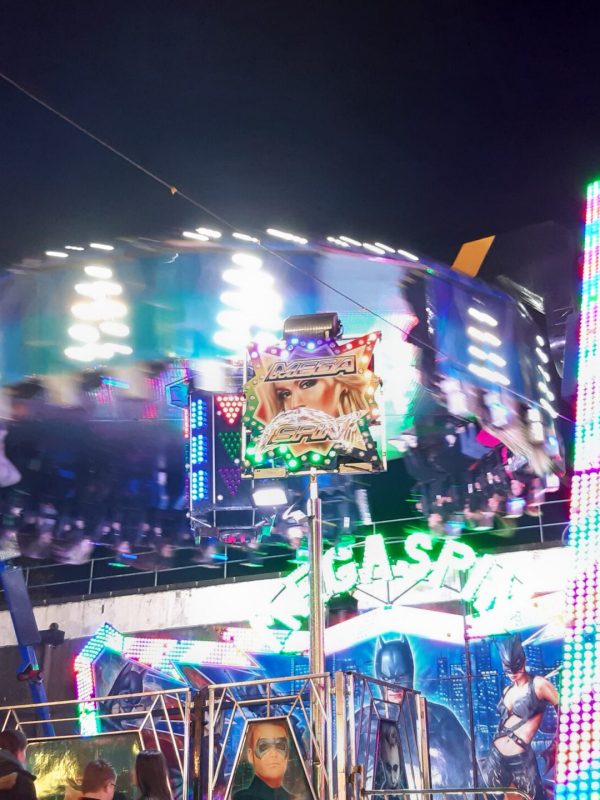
[480,635,559,800]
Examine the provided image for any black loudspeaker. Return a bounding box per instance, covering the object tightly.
[0,566,41,646]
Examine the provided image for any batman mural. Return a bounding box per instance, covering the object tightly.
[374,636,472,788]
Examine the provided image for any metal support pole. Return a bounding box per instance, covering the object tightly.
[334,671,348,800]
[460,576,479,789]
[307,469,325,798]
[307,469,325,674]
[0,562,54,736]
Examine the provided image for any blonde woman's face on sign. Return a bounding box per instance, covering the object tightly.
[274,377,343,416]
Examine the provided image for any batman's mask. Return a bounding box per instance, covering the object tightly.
[375,637,415,689]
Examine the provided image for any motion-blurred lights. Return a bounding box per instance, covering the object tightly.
[65,345,97,362]
[539,397,558,418]
[253,485,288,507]
[65,344,112,362]
[467,362,510,386]
[467,344,507,368]
[232,232,260,243]
[220,289,282,314]
[467,326,501,347]
[46,250,68,258]
[253,330,279,348]
[71,299,128,321]
[99,321,130,337]
[266,228,308,245]
[396,248,419,261]
[64,245,85,251]
[216,309,244,329]
[362,243,386,255]
[219,290,245,309]
[218,307,282,331]
[326,237,350,248]
[108,343,133,355]
[75,281,123,298]
[231,252,262,269]
[68,323,100,344]
[84,265,113,279]
[486,351,507,368]
[374,242,395,253]
[183,231,210,241]
[213,329,249,351]
[89,242,114,251]
[536,347,550,364]
[195,227,222,239]
[223,268,273,289]
[538,381,556,401]
[338,235,361,246]
[468,306,498,327]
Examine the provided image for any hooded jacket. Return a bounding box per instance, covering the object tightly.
[0,749,37,800]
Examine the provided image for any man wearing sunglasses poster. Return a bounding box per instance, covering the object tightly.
[233,720,296,800]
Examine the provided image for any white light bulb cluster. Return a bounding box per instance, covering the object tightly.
[325,235,419,261]
[362,242,386,255]
[179,225,418,261]
[65,265,133,363]
[213,252,283,355]
[233,232,260,243]
[535,335,558,419]
[465,307,510,387]
[266,228,308,245]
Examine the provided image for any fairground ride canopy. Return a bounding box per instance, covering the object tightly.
[0,229,561,459]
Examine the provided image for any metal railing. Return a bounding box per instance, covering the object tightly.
[0,687,191,800]
[341,672,430,799]
[0,498,569,605]
[0,674,536,800]
[202,672,334,800]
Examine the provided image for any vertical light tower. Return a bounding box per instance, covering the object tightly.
[556,179,600,800]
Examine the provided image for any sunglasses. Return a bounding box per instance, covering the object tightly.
[254,737,289,759]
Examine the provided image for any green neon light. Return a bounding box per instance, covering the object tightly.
[255,530,521,630]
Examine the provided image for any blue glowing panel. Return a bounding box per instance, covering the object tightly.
[189,393,211,506]
[428,273,525,397]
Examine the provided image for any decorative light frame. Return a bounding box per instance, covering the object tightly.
[556,179,600,799]
[74,622,256,735]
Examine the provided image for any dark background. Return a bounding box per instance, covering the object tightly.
[1,0,599,268]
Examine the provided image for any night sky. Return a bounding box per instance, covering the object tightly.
[1,1,599,268]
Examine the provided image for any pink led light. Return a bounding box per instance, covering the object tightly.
[75,623,257,720]
[557,180,600,799]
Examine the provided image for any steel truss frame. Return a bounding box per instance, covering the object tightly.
[0,687,191,799]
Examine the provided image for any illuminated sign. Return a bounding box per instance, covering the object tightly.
[74,622,256,736]
[555,179,600,798]
[243,333,384,474]
[253,532,526,630]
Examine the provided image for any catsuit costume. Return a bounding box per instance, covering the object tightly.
[482,674,548,800]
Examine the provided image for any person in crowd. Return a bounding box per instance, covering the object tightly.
[80,759,117,800]
[0,730,37,800]
[134,751,172,800]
